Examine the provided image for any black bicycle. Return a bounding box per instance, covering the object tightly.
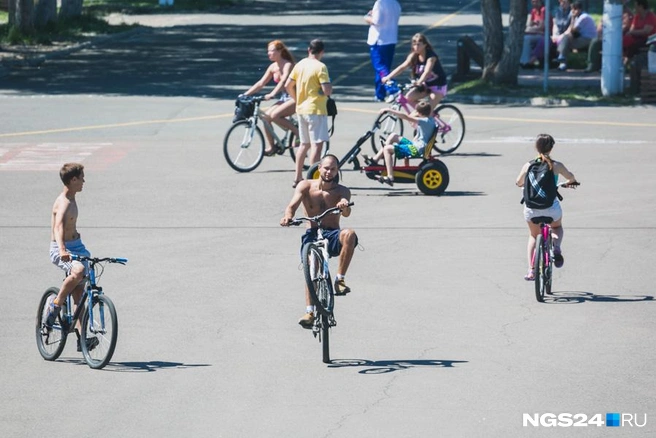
[290,203,353,363]
[36,255,127,369]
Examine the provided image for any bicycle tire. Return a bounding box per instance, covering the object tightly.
[301,242,334,317]
[81,294,118,369]
[433,104,465,155]
[370,111,404,154]
[415,160,450,195]
[223,120,265,172]
[534,234,546,303]
[321,313,330,364]
[545,234,553,296]
[36,287,67,361]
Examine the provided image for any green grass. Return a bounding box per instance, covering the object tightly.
[450,78,639,105]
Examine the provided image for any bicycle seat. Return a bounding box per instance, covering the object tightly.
[531,216,553,225]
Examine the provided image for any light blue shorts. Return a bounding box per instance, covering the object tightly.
[49,237,91,277]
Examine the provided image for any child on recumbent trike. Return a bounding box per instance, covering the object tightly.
[362,101,435,187]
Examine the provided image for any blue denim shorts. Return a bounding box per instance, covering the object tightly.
[301,228,345,258]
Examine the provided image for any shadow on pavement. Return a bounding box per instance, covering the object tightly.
[544,291,655,305]
[223,0,469,17]
[57,359,212,372]
[328,358,468,374]
[0,0,482,99]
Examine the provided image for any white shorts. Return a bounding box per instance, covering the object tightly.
[298,114,329,144]
[523,200,562,223]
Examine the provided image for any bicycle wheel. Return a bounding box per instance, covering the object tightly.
[370,110,404,154]
[534,235,546,303]
[36,287,68,361]
[545,234,553,296]
[290,138,330,171]
[81,294,118,369]
[301,242,334,317]
[433,104,465,155]
[321,313,330,364]
[223,120,265,172]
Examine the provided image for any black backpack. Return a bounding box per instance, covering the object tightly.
[522,158,560,209]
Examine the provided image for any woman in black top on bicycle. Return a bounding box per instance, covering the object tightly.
[382,33,447,110]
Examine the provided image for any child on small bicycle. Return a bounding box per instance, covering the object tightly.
[363,101,435,186]
[516,134,578,281]
[242,40,298,156]
[381,33,447,110]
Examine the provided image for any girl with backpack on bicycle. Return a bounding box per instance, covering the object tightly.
[381,33,447,111]
[516,134,578,281]
[242,40,298,156]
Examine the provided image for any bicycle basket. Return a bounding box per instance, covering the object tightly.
[233,98,255,123]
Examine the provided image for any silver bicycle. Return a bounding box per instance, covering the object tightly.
[223,95,329,172]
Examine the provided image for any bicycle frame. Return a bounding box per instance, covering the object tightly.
[251,103,293,150]
[538,223,553,269]
[61,258,111,334]
[391,85,452,133]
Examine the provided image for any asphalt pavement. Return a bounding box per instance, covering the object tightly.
[1,1,655,437]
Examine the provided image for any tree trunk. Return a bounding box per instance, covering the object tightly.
[59,0,83,18]
[481,0,527,85]
[34,0,57,28]
[9,0,35,34]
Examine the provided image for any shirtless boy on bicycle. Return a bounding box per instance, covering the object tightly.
[280,155,358,328]
[45,163,91,332]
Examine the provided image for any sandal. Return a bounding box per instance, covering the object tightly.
[375,175,394,186]
[524,269,535,281]
[362,154,376,166]
[264,149,276,157]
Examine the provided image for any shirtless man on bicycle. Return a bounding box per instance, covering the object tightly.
[280,155,358,328]
[45,163,91,333]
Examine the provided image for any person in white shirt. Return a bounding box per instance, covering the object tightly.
[364,0,401,101]
[556,0,597,70]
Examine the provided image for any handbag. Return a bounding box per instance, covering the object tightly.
[326,97,337,136]
[327,97,337,116]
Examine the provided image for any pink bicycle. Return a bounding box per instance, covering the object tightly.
[371,82,465,155]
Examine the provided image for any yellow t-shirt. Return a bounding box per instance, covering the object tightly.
[289,58,330,115]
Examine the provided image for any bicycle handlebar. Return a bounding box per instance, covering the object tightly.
[289,202,355,227]
[558,181,580,189]
[71,255,128,265]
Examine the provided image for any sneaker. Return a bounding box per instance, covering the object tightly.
[553,249,564,268]
[558,62,567,71]
[334,278,351,296]
[77,337,99,352]
[44,300,60,328]
[298,312,315,329]
[524,269,535,281]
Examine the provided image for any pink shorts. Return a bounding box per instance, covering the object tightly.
[428,84,448,97]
